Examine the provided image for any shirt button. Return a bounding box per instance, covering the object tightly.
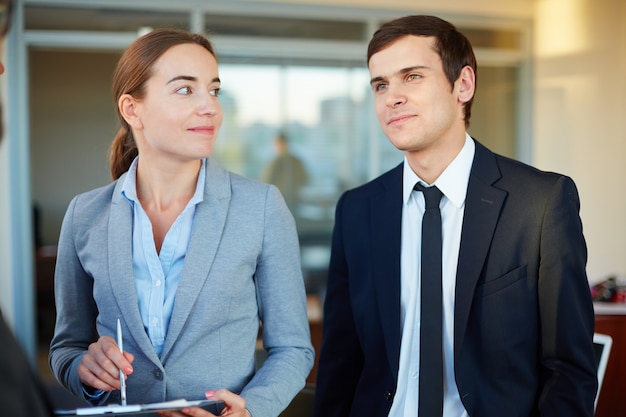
[155,280,162,287]
[153,369,163,380]
[152,317,158,325]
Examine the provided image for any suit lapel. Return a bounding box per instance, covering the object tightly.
[454,141,507,358]
[160,158,231,361]
[108,176,160,364]
[371,164,403,377]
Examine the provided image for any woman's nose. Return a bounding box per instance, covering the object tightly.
[197,93,220,116]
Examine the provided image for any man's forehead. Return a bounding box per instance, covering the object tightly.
[368,36,440,75]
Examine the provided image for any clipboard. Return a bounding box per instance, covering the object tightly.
[54,398,225,416]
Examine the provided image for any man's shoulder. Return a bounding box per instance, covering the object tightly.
[474,140,570,188]
[344,163,403,198]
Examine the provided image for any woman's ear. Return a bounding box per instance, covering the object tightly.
[456,65,476,105]
[118,94,143,129]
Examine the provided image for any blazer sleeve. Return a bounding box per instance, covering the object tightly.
[240,185,314,417]
[537,175,597,416]
[48,195,109,404]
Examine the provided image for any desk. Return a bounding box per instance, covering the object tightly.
[594,302,626,417]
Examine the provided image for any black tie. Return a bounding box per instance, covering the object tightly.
[414,182,444,417]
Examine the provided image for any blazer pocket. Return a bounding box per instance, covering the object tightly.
[475,265,527,298]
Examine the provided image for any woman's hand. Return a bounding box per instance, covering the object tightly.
[77,335,135,392]
[158,389,250,417]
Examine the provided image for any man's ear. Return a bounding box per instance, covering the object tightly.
[457,66,476,104]
[118,94,143,129]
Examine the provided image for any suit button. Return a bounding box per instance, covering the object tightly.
[153,369,163,380]
[383,390,393,401]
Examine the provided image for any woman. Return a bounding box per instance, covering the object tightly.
[49,28,314,417]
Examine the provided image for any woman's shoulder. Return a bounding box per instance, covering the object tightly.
[65,180,120,226]
[71,180,118,207]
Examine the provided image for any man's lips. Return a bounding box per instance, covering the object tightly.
[387,114,415,126]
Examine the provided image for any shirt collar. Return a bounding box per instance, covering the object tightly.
[402,133,475,209]
[121,157,206,206]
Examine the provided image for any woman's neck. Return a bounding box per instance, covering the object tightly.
[135,157,202,254]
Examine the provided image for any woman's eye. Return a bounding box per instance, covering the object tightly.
[210,88,221,97]
[176,86,192,95]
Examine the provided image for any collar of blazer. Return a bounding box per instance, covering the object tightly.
[108,157,232,364]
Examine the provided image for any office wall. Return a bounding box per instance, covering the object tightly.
[30,50,119,246]
[534,0,626,283]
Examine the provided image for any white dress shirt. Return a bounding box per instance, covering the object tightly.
[388,134,474,417]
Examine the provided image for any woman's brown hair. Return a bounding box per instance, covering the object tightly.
[109,28,217,179]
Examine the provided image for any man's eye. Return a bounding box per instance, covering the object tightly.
[176,86,192,95]
[210,88,221,97]
[373,83,388,92]
[407,74,421,81]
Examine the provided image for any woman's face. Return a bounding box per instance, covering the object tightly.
[130,42,223,163]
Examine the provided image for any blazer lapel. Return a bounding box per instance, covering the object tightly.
[160,158,231,360]
[371,164,403,377]
[108,175,160,364]
[454,141,507,358]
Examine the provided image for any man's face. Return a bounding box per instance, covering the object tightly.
[368,35,472,158]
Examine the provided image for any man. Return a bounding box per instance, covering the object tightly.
[0,0,55,414]
[262,132,309,216]
[314,15,597,417]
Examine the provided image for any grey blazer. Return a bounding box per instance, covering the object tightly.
[49,157,314,417]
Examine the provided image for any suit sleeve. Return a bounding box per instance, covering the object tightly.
[48,196,109,405]
[240,185,314,417]
[314,192,364,417]
[0,310,55,416]
[537,176,597,416]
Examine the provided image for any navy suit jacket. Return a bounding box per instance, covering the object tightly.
[0,310,54,416]
[314,140,597,417]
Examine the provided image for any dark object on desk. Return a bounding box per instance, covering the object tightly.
[591,276,619,302]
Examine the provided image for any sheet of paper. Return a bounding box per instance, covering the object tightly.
[55,398,224,416]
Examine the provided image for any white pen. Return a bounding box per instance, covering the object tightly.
[117,318,127,406]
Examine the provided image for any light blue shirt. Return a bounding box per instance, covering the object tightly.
[121,158,205,357]
[388,134,474,417]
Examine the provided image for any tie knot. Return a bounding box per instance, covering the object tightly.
[414,182,443,209]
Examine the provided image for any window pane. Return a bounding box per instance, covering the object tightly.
[206,14,366,41]
[215,64,374,295]
[25,6,189,32]
[468,66,519,158]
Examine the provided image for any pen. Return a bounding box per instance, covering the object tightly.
[117,318,127,406]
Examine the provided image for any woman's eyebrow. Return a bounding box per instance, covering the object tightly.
[167,75,196,84]
[167,75,221,84]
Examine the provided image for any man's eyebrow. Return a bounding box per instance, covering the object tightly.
[369,75,384,86]
[167,75,221,84]
[369,65,430,85]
